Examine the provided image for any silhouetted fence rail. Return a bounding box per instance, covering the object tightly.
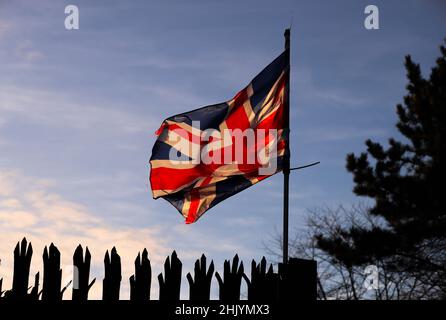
[0,238,316,301]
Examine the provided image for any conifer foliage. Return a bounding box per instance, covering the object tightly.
[316,40,446,298]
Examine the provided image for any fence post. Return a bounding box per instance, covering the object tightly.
[29,272,40,300]
[187,254,214,301]
[158,251,182,301]
[72,245,96,301]
[215,254,244,301]
[278,258,317,300]
[129,248,151,301]
[11,238,33,299]
[42,243,70,301]
[103,247,121,301]
[243,257,278,301]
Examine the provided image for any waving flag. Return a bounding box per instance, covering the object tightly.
[150,50,289,223]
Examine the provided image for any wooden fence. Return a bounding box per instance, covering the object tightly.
[0,238,317,301]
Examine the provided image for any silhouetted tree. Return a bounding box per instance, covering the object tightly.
[267,204,444,299]
[316,40,446,299]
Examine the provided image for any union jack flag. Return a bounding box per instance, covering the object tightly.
[150,50,289,223]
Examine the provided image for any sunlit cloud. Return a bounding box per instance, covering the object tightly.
[0,169,169,299]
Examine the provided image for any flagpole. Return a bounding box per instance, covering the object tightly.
[283,28,290,265]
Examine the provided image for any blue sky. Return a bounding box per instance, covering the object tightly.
[0,0,445,299]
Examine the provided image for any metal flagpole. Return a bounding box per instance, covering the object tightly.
[283,28,291,265]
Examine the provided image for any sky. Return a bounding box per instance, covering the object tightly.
[0,0,445,299]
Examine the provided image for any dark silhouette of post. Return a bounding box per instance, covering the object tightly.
[279,258,317,300]
[158,251,182,300]
[72,245,95,301]
[283,28,291,265]
[187,254,214,301]
[103,247,121,301]
[11,238,33,299]
[215,254,244,301]
[243,257,279,301]
[29,272,40,300]
[129,248,151,301]
[7,238,39,300]
[1,238,318,301]
[42,243,70,301]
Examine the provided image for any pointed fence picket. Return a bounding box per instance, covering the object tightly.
[0,238,317,301]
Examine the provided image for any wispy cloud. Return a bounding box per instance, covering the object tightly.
[0,86,155,134]
[0,20,13,39]
[0,168,260,299]
[0,169,168,299]
[15,40,45,64]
